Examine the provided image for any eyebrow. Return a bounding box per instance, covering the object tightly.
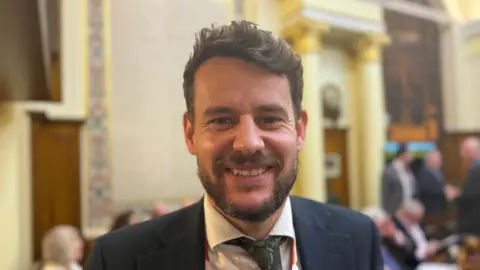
[203,106,236,117]
[202,104,289,117]
[254,104,289,116]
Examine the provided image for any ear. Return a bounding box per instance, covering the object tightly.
[183,112,196,155]
[295,110,308,150]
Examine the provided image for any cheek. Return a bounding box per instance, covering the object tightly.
[196,135,224,166]
[267,136,298,164]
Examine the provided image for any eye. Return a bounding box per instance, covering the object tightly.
[209,117,235,125]
[257,116,282,125]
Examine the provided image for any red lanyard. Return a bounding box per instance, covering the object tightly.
[205,238,297,269]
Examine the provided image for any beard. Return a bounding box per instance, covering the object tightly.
[197,151,298,222]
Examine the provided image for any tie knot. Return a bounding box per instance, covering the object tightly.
[226,236,286,270]
[227,235,286,249]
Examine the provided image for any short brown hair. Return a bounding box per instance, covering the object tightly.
[182,20,303,120]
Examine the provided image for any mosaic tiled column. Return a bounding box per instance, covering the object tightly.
[87,0,112,227]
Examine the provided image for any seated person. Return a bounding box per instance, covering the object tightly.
[32,225,84,270]
[393,200,441,262]
[151,201,168,218]
[458,237,480,269]
[363,206,411,270]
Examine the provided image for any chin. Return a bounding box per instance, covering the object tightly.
[230,187,272,204]
[227,191,274,210]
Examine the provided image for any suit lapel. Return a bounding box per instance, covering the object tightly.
[137,200,206,270]
[291,197,354,270]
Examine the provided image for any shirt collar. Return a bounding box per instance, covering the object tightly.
[204,195,296,250]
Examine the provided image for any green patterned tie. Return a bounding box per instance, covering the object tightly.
[227,236,285,270]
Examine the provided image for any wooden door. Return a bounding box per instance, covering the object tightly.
[324,129,350,206]
[30,113,83,260]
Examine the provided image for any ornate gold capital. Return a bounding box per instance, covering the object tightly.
[282,18,330,54]
[355,33,391,62]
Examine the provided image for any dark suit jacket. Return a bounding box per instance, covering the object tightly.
[415,166,447,214]
[457,162,480,235]
[85,197,383,270]
[390,216,420,269]
[382,238,414,270]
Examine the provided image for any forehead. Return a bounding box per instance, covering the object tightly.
[193,58,292,114]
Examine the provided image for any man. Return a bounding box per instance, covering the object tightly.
[415,150,459,213]
[393,200,440,264]
[86,21,382,270]
[382,144,416,215]
[456,137,480,235]
[362,207,405,270]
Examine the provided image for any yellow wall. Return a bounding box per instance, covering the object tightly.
[443,0,480,21]
[303,0,383,23]
[458,0,480,21]
[0,105,32,270]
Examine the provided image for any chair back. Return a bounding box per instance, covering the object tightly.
[459,237,480,270]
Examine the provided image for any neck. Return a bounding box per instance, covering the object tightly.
[208,197,286,240]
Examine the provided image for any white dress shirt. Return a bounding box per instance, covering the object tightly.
[204,196,300,270]
[392,160,415,202]
[407,224,429,260]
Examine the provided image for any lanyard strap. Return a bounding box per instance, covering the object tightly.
[205,238,297,269]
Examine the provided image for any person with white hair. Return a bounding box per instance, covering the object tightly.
[394,200,440,262]
[32,225,84,270]
[363,207,414,270]
[457,136,480,235]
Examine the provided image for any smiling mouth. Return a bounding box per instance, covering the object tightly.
[226,167,273,176]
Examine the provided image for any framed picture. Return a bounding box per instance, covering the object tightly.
[325,152,342,179]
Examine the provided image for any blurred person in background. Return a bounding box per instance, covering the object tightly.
[415,150,459,214]
[32,225,84,270]
[394,200,440,263]
[110,210,138,232]
[382,144,416,215]
[150,201,168,218]
[456,137,480,235]
[363,207,404,270]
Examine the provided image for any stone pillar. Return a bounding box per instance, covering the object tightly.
[289,24,329,202]
[354,34,390,207]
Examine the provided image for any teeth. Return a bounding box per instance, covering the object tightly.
[231,168,266,176]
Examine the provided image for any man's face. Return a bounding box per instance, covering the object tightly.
[400,151,413,164]
[183,58,307,222]
[428,151,442,169]
[406,209,424,224]
[460,140,476,161]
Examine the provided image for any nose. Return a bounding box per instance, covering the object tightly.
[233,116,265,154]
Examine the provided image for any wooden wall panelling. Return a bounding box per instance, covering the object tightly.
[324,129,350,206]
[30,112,83,261]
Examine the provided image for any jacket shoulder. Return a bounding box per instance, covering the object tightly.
[91,203,201,265]
[290,196,373,232]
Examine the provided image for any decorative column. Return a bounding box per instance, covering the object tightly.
[288,23,329,202]
[355,34,390,207]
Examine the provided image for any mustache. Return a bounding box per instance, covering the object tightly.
[216,151,279,167]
